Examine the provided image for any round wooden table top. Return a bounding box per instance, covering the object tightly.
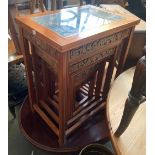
[107,67,146,155]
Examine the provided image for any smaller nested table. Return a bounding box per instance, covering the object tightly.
[107,67,146,155]
[16,4,139,152]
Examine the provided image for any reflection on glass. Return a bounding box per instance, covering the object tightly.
[32,5,123,37]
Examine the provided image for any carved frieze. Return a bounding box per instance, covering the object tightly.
[23,29,59,60]
[69,48,115,73]
[23,29,58,74]
[69,29,130,60]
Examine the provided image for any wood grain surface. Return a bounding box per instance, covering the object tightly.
[107,67,146,155]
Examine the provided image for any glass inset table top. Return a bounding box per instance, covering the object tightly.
[32,5,123,37]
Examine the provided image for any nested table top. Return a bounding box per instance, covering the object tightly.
[31,5,123,37]
[107,68,146,155]
[16,5,140,52]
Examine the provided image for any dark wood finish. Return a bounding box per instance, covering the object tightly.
[106,67,145,155]
[33,104,59,136]
[102,47,119,100]
[19,97,109,152]
[18,28,35,112]
[115,55,146,137]
[16,5,139,149]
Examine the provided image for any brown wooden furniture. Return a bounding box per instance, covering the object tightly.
[16,4,139,152]
[8,0,46,64]
[100,4,146,68]
[107,67,146,155]
[115,56,146,137]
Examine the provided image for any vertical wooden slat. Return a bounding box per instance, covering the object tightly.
[88,73,96,98]
[69,85,76,118]
[115,27,135,78]
[42,61,51,100]
[50,74,56,99]
[30,44,42,105]
[18,27,35,112]
[58,52,67,146]
[102,47,119,100]
[95,61,106,98]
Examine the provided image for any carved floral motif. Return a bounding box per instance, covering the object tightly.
[69,48,115,73]
[69,29,130,60]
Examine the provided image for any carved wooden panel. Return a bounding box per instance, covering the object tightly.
[23,29,60,60]
[69,29,130,61]
[34,46,58,74]
[23,28,59,74]
[69,48,115,73]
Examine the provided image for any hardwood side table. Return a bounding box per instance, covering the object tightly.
[16,5,139,152]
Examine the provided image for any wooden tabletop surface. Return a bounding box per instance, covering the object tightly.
[107,67,146,155]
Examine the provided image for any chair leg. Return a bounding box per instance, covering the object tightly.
[115,56,146,137]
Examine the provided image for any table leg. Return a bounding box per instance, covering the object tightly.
[19,28,36,112]
[115,27,135,78]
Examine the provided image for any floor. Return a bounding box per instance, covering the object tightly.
[8,103,114,155]
[8,105,52,155]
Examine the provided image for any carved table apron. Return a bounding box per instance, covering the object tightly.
[16,5,140,151]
